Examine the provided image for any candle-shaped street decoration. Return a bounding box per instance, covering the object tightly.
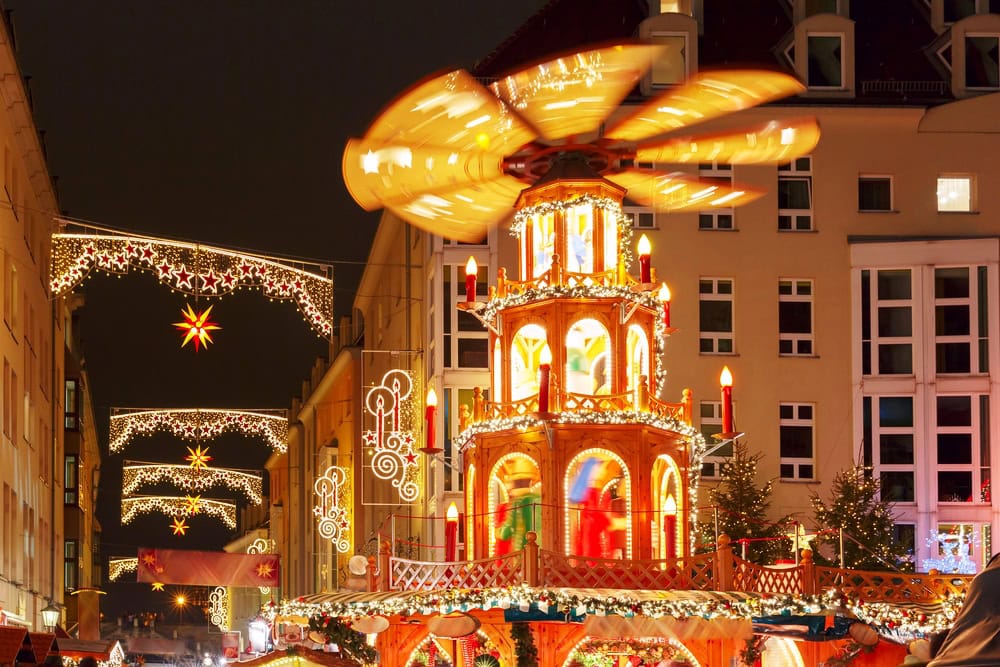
[538,343,553,413]
[445,502,459,561]
[465,256,478,303]
[658,282,672,328]
[637,234,651,284]
[663,495,678,559]
[720,366,734,435]
[422,387,440,454]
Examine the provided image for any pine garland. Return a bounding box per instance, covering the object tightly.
[309,615,377,664]
[510,622,539,667]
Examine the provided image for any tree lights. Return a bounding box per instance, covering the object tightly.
[109,408,289,454]
[50,223,335,339]
[121,461,264,504]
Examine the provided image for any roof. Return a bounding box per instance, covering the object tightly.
[0,626,27,664]
[124,638,188,656]
[27,633,56,663]
[238,650,360,667]
[56,638,124,660]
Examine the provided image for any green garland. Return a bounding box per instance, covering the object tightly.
[510,622,539,667]
[309,615,377,664]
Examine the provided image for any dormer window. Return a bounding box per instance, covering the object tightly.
[639,13,699,93]
[805,0,840,16]
[966,34,1000,88]
[650,32,688,86]
[943,0,1000,23]
[808,34,844,87]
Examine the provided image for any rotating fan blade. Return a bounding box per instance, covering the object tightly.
[608,168,764,211]
[343,139,506,211]
[387,174,526,243]
[360,69,537,154]
[490,43,666,141]
[634,117,820,166]
[606,70,806,142]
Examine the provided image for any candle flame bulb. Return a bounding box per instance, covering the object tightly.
[720,366,733,387]
[465,256,477,276]
[446,502,459,521]
[658,282,671,302]
[637,234,651,257]
[539,343,552,366]
[426,387,438,407]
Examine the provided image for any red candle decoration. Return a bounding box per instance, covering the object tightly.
[657,282,672,328]
[663,495,678,559]
[465,256,478,303]
[425,387,438,451]
[445,502,459,561]
[538,343,552,412]
[637,234,651,284]
[720,366,734,435]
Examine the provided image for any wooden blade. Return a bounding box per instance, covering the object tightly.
[607,168,764,211]
[606,70,806,142]
[361,69,536,154]
[343,139,506,211]
[490,43,665,141]
[386,175,526,243]
[635,117,820,165]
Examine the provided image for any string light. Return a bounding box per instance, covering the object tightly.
[313,465,351,554]
[109,408,288,454]
[50,224,334,339]
[108,558,138,582]
[362,370,420,502]
[209,586,230,632]
[121,495,237,529]
[247,538,275,594]
[121,461,264,504]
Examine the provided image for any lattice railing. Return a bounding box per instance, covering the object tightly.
[480,396,539,421]
[389,552,523,591]
[732,556,803,595]
[540,550,715,591]
[815,566,971,603]
[561,391,633,412]
[646,395,687,423]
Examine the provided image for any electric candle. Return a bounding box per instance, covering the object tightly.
[465,256,478,303]
[720,366,734,435]
[658,282,671,328]
[637,234,651,284]
[425,388,438,452]
[538,344,552,412]
[445,502,459,561]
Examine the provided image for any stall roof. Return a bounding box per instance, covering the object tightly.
[56,638,124,660]
[0,627,27,665]
[124,638,186,656]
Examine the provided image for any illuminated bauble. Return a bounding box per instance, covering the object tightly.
[173,303,221,351]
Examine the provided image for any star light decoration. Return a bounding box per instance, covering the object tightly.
[173,303,221,351]
[121,461,264,505]
[109,408,288,454]
[171,517,189,535]
[107,558,138,582]
[313,465,351,554]
[121,496,237,530]
[185,444,213,470]
[49,222,335,339]
[151,582,165,591]
[362,370,420,502]
[247,538,275,594]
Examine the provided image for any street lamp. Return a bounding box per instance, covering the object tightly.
[41,601,61,631]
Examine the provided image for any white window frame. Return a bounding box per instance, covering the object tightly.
[649,31,689,87]
[965,33,1000,90]
[937,174,976,212]
[779,279,814,356]
[934,394,982,504]
[779,402,815,480]
[624,205,657,230]
[778,157,814,231]
[869,268,915,376]
[874,395,916,504]
[698,162,735,231]
[934,266,980,375]
[444,263,489,369]
[699,400,726,478]
[806,32,845,89]
[699,277,734,354]
[858,174,894,212]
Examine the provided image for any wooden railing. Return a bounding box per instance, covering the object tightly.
[374,533,973,603]
[470,385,691,425]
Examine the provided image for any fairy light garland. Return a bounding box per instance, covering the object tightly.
[60,641,126,667]
[108,557,138,582]
[209,586,231,632]
[121,495,237,530]
[109,408,288,454]
[50,224,334,339]
[121,461,264,504]
[313,465,352,554]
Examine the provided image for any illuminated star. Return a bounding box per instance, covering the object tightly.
[151,582,165,592]
[141,553,158,567]
[185,495,202,514]
[172,303,221,351]
[255,561,275,579]
[171,517,189,535]
[185,445,213,470]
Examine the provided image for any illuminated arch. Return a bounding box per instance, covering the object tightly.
[564,448,632,558]
[405,630,495,667]
[529,210,556,278]
[565,318,611,395]
[510,323,548,401]
[762,637,805,667]
[652,455,684,559]
[488,452,542,556]
[627,324,650,398]
[560,635,700,667]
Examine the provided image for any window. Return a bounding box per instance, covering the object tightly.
[935,267,978,374]
[64,455,79,505]
[805,0,840,15]
[698,163,734,230]
[3,254,17,333]
[64,540,78,591]
[625,206,656,230]
[65,379,79,430]
[780,403,814,479]
[875,396,915,502]
[698,401,730,478]
[778,157,813,231]
[892,523,916,566]
[938,176,974,212]
[936,395,979,503]
[858,176,892,211]
[861,269,913,375]
[779,279,814,356]
[966,35,1000,89]
[650,32,687,86]
[699,278,734,353]
[443,263,488,369]
[443,387,476,493]
[807,34,843,87]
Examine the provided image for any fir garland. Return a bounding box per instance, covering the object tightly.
[510,622,539,667]
[309,615,377,664]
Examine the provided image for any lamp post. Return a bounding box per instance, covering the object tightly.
[41,601,60,631]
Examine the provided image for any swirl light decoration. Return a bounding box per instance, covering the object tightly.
[313,466,351,554]
[247,538,275,594]
[121,461,264,504]
[121,495,237,530]
[209,586,230,632]
[49,220,334,339]
[108,557,138,582]
[362,370,419,502]
[109,408,288,454]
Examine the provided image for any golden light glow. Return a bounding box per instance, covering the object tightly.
[634,117,821,166]
[465,256,478,277]
[446,502,459,522]
[664,494,677,513]
[539,343,553,366]
[185,444,214,470]
[121,461,264,505]
[184,495,202,514]
[171,517,189,536]
[426,387,438,407]
[658,282,671,302]
[151,582,164,591]
[637,233,651,257]
[313,465,351,554]
[173,303,221,351]
[107,558,138,582]
[720,365,733,388]
[607,170,764,211]
[121,495,237,529]
[109,407,288,454]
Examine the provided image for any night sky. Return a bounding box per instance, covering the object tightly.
[3,1,545,618]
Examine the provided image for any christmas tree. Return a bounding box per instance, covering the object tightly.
[810,465,909,571]
[699,440,792,564]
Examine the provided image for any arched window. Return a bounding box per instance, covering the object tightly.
[652,455,683,559]
[565,318,612,395]
[510,324,547,401]
[564,449,632,558]
[530,212,555,278]
[565,203,595,273]
[627,324,650,399]
[488,453,541,556]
